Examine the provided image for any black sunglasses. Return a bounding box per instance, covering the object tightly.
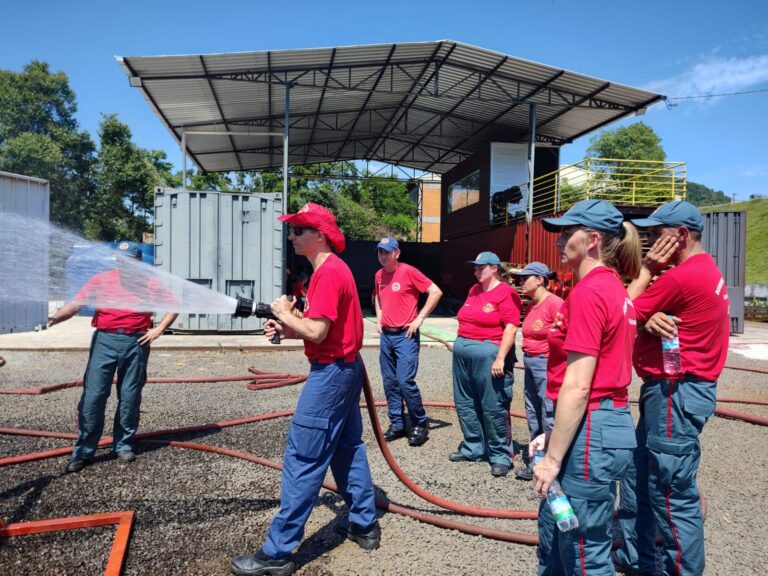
[290,227,316,236]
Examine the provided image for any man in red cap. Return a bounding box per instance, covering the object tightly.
[231,203,378,576]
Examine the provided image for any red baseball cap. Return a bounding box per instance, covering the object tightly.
[278,202,346,253]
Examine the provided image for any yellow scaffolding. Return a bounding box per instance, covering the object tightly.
[499,157,687,226]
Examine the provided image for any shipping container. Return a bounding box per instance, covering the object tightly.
[154,187,283,332]
[0,171,50,333]
[701,211,746,334]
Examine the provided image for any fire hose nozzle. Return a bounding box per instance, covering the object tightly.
[233,295,281,344]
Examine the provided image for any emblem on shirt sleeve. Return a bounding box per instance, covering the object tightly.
[482,303,495,313]
[551,311,566,333]
[391,282,401,292]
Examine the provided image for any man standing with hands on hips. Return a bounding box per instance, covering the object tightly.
[231,203,379,576]
[615,200,730,576]
[374,236,442,447]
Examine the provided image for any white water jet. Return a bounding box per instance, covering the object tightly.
[0,212,238,315]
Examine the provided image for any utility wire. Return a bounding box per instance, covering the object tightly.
[666,87,768,108]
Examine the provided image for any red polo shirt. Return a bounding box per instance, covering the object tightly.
[522,293,564,356]
[633,253,729,381]
[546,266,636,403]
[74,269,176,332]
[457,282,522,345]
[374,263,433,328]
[302,253,363,362]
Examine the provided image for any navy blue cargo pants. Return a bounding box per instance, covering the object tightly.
[616,377,716,576]
[523,353,555,439]
[262,356,377,559]
[379,329,427,430]
[451,337,514,467]
[538,400,636,576]
[71,330,149,461]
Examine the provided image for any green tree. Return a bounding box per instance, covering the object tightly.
[586,122,666,162]
[686,181,731,207]
[0,61,96,230]
[87,114,169,241]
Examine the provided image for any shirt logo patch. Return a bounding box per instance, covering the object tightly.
[482,303,495,313]
[533,319,544,331]
[391,282,401,292]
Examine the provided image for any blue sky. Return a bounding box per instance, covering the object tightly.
[3,0,767,199]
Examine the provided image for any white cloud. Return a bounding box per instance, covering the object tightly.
[644,54,768,102]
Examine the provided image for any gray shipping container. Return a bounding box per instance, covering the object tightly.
[701,211,746,334]
[154,187,283,332]
[0,171,50,334]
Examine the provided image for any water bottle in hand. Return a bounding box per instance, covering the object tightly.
[661,315,682,375]
[533,449,579,533]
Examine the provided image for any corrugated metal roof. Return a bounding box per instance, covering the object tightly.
[117,40,663,174]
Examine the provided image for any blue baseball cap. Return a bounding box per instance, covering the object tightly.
[542,199,624,235]
[376,236,400,252]
[631,200,703,232]
[114,241,142,259]
[468,251,501,266]
[513,262,551,277]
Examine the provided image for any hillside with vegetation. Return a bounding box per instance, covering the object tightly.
[701,198,768,284]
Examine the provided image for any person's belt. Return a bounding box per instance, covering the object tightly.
[523,352,547,358]
[312,353,359,365]
[381,326,407,333]
[587,397,628,411]
[98,328,147,336]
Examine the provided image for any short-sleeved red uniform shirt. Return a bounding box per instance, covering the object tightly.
[522,294,564,356]
[633,253,729,381]
[457,282,522,345]
[546,266,637,403]
[302,253,363,363]
[374,263,433,328]
[74,269,176,332]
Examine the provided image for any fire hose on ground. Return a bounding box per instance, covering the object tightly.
[1,359,765,569]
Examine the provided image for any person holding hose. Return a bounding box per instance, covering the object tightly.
[614,201,730,576]
[231,203,378,576]
[531,199,641,574]
[512,262,563,482]
[450,251,521,477]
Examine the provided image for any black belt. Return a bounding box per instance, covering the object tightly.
[381,326,406,333]
[98,328,146,336]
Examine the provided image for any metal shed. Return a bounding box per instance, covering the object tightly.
[0,171,50,333]
[154,187,282,332]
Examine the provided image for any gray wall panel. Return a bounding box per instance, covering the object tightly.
[701,211,746,334]
[0,171,50,333]
[154,188,282,333]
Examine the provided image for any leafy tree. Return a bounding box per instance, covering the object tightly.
[586,122,666,162]
[0,61,96,231]
[686,181,731,207]
[87,114,174,241]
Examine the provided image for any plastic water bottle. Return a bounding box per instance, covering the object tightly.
[661,315,682,375]
[533,449,579,532]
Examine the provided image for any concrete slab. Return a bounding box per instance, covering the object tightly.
[0,315,460,352]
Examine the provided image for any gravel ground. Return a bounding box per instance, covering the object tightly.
[1,346,766,575]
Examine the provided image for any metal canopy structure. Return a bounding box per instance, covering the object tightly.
[117,40,664,175]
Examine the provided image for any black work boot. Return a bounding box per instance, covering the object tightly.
[382,426,406,442]
[64,458,92,473]
[408,425,429,446]
[230,550,295,576]
[336,519,381,550]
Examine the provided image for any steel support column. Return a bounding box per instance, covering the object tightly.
[526,103,536,263]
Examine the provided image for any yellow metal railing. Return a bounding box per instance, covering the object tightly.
[495,157,687,226]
